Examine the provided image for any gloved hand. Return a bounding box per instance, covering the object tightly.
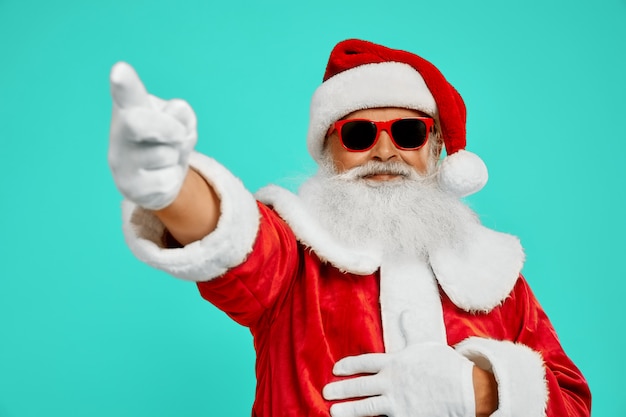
[108,62,197,210]
[323,312,476,417]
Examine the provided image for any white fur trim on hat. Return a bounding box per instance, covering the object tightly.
[455,337,548,417]
[438,150,488,197]
[122,152,260,282]
[307,62,437,162]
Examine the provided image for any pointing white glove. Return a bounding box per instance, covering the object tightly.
[323,312,476,417]
[108,62,197,210]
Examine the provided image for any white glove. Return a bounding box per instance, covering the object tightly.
[108,62,197,210]
[323,312,476,417]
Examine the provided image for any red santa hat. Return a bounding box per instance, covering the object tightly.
[307,39,488,197]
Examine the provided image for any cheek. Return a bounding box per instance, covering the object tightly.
[328,137,365,172]
[333,151,366,172]
[402,149,431,173]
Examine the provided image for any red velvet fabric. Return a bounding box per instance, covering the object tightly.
[197,203,591,417]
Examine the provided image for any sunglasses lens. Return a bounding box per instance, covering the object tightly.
[340,121,377,151]
[390,119,428,149]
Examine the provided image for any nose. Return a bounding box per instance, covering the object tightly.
[370,130,399,162]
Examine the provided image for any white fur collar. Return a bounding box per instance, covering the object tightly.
[255,185,525,312]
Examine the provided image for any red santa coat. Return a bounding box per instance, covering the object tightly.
[123,153,591,417]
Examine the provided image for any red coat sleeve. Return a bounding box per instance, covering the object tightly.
[455,277,591,417]
[196,202,301,328]
[514,278,592,416]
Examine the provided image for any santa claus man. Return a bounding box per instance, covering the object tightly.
[108,39,591,417]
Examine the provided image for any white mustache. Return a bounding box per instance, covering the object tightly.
[334,161,420,181]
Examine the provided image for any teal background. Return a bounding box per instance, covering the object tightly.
[1,0,624,415]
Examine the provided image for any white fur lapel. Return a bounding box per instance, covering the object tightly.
[430,223,525,312]
[255,185,381,274]
[255,185,524,313]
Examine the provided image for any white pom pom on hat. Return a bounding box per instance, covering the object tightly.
[438,150,488,197]
[307,39,488,197]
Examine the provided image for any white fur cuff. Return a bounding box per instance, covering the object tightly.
[122,152,260,282]
[455,337,548,417]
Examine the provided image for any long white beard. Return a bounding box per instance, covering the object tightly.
[298,160,480,260]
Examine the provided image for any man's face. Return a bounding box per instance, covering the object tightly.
[325,107,434,180]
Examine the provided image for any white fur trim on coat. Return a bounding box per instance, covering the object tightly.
[255,185,381,274]
[255,185,524,312]
[455,337,548,417]
[430,223,524,312]
[307,62,437,163]
[379,256,447,350]
[122,152,260,282]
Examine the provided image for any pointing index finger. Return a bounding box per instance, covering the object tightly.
[110,61,151,109]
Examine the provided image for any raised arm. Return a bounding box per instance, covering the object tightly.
[108,62,220,246]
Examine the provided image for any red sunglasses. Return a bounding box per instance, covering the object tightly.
[330,117,434,152]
